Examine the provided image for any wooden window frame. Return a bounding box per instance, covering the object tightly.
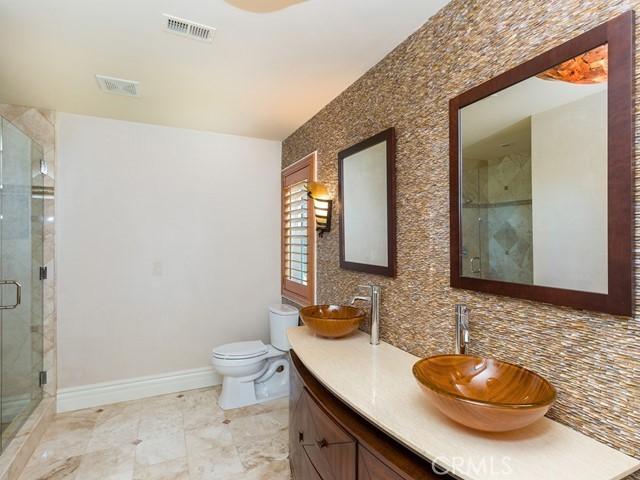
[282,152,316,306]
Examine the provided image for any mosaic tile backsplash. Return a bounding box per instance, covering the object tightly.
[282,0,640,475]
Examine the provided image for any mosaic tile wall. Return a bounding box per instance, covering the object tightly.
[0,104,57,400]
[282,0,640,475]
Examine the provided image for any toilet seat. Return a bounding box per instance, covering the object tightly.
[212,340,268,360]
[211,303,299,410]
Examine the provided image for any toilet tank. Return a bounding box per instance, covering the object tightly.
[269,304,300,351]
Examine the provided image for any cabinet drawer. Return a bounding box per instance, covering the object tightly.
[300,389,356,480]
[358,445,406,480]
[298,450,323,480]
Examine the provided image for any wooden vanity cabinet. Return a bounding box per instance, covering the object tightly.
[290,351,453,480]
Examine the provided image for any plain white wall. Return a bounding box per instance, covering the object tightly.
[56,113,282,389]
[531,91,607,294]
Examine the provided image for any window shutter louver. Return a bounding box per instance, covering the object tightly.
[284,180,309,286]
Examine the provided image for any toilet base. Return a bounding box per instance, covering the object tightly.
[217,356,290,410]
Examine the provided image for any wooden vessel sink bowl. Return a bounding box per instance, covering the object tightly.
[412,354,556,432]
[300,305,366,338]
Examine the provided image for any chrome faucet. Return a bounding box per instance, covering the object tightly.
[350,285,381,346]
[455,304,470,354]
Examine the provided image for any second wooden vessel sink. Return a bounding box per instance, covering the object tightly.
[412,354,556,432]
[300,305,365,338]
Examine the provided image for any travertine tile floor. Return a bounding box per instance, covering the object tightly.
[19,387,291,480]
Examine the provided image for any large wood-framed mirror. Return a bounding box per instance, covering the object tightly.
[339,128,397,277]
[449,12,634,316]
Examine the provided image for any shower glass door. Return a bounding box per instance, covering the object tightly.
[0,117,44,451]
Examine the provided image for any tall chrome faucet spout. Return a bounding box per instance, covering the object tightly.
[350,285,381,346]
[350,296,370,305]
[455,304,470,354]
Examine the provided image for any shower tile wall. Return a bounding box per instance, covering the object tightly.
[486,153,533,283]
[0,105,56,399]
[463,153,533,284]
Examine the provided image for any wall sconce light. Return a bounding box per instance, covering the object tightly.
[307,181,333,237]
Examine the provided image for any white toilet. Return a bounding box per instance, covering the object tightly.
[211,304,299,410]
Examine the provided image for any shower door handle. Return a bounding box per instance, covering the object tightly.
[0,280,22,310]
[470,257,481,274]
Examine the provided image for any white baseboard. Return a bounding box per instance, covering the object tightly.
[57,367,221,413]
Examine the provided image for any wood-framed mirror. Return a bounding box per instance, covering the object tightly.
[449,12,634,316]
[339,128,397,277]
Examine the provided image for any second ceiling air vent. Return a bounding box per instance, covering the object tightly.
[96,75,140,97]
[163,14,216,42]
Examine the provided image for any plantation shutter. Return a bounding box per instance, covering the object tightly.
[282,155,315,304]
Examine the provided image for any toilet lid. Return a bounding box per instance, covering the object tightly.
[269,303,299,316]
[212,341,268,360]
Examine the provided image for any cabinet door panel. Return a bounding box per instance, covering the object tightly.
[303,442,356,480]
[305,389,354,445]
[290,397,305,477]
[358,445,406,480]
[290,355,306,479]
[300,450,323,480]
[302,390,356,480]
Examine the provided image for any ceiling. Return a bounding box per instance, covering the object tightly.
[0,0,449,140]
[461,77,606,148]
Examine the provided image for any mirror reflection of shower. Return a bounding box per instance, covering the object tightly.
[459,44,608,294]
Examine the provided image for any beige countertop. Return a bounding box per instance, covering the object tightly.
[288,326,640,480]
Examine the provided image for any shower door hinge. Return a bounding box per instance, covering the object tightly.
[39,371,48,387]
[40,159,48,175]
[39,266,48,280]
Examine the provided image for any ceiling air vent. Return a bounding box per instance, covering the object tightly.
[96,75,140,97]
[163,14,215,42]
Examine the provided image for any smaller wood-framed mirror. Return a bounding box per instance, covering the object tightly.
[450,12,634,316]
[339,128,397,277]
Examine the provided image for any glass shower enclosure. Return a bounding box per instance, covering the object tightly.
[0,116,44,451]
